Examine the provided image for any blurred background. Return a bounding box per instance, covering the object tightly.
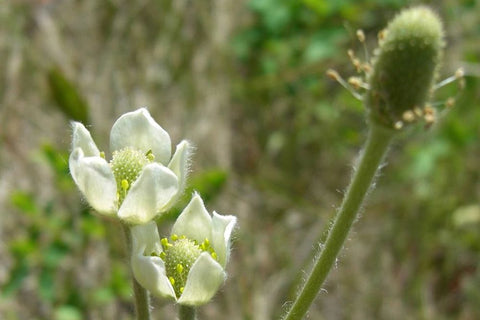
[0,0,479,319]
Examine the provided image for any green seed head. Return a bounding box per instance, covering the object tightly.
[110,147,152,203]
[365,6,444,129]
[160,235,217,298]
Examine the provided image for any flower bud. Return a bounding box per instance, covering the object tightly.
[365,6,444,129]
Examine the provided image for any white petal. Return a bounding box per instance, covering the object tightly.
[110,108,172,164]
[118,163,179,224]
[164,140,192,209]
[172,193,212,243]
[130,222,175,299]
[178,252,225,306]
[71,122,100,157]
[131,251,176,300]
[131,222,162,256]
[211,212,237,267]
[69,148,117,215]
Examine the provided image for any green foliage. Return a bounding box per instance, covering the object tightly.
[47,68,90,123]
[54,306,82,320]
[3,145,129,318]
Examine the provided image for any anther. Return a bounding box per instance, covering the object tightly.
[326,69,341,81]
[361,63,372,74]
[348,77,363,90]
[424,105,436,126]
[326,69,363,100]
[121,179,129,190]
[161,238,170,248]
[455,68,464,79]
[356,29,365,42]
[146,149,155,161]
[176,264,184,274]
[394,121,404,130]
[424,104,435,115]
[424,114,435,126]
[378,29,387,41]
[347,50,362,72]
[402,110,415,122]
[446,97,455,108]
[414,107,423,117]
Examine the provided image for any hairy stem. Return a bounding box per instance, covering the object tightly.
[284,125,395,320]
[178,305,196,320]
[121,224,151,320]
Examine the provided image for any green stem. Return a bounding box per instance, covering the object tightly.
[283,125,395,320]
[178,305,197,320]
[121,224,151,320]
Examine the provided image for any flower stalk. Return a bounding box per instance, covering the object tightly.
[284,125,394,320]
[179,305,197,320]
[122,223,151,320]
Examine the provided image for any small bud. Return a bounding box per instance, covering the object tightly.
[365,6,444,129]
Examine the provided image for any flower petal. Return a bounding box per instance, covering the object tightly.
[110,108,172,164]
[131,222,175,299]
[172,193,212,243]
[211,212,237,267]
[118,163,179,224]
[131,250,176,300]
[178,252,225,306]
[69,149,117,215]
[131,222,162,256]
[71,122,100,157]
[164,140,192,209]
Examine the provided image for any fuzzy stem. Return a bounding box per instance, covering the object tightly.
[178,305,196,320]
[283,125,395,320]
[121,224,151,320]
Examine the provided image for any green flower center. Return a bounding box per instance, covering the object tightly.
[109,147,154,204]
[159,235,217,298]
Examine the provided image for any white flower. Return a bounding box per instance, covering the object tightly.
[131,193,236,306]
[69,108,191,224]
